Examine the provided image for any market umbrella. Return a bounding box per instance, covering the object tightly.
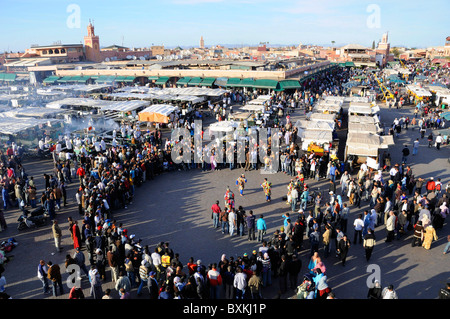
[441,111,450,121]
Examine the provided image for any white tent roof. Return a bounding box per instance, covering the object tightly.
[346,133,394,157]
[406,85,432,97]
[295,119,335,131]
[1,107,64,118]
[139,104,178,117]
[348,102,380,115]
[0,117,62,135]
[348,122,382,134]
[208,120,239,132]
[241,104,265,112]
[46,98,115,109]
[101,100,149,112]
[348,114,380,124]
[313,103,342,114]
[308,112,337,123]
[300,130,333,142]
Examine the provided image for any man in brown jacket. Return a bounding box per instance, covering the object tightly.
[107,247,119,282]
[47,261,64,297]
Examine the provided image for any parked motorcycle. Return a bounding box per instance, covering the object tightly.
[17,207,49,231]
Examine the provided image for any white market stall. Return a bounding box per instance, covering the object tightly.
[294,119,335,131]
[348,122,383,134]
[345,132,394,160]
[138,104,179,124]
[348,102,380,115]
[299,130,333,151]
[308,112,337,123]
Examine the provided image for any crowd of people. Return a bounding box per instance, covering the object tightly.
[1,61,449,300]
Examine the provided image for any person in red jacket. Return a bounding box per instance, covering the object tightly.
[426,177,435,195]
[76,166,86,185]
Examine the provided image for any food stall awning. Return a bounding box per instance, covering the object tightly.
[279,80,301,90]
[252,79,280,89]
[95,75,116,84]
[138,104,178,123]
[295,119,335,131]
[214,77,228,87]
[77,76,91,83]
[225,78,242,87]
[176,77,191,85]
[346,132,394,157]
[308,112,337,123]
[101,100,149,113]
[187,77,203,86]
[43,76,61,84]
[154,76,170,85]
[200,77,216,87]
[0,73,17,82]
[208,120,240,133]
[235,78,255,88]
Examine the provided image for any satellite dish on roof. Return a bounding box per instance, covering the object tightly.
[133,56,137,60]
[105,57,110,62]
[126,55,132,60]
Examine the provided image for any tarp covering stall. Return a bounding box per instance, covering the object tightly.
[348,102,380,115]
[348,122,383,134]
[138,104,178,123]
[100,100,149,113]
[295,119,335,131]
[346,133,394,157]
[46,98,115,109]
[208,120,239,133]
[308,112,337,123]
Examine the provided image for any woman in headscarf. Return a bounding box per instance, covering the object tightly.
[440,202,449,218]
[422,225,438,250]
[307,252,319,274]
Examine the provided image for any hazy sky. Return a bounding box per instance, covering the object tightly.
[1,0,449,52]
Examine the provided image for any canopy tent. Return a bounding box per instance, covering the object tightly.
[252,79,280,90]
[406,85,432,98]
[348,102,380,115]
[346,133,394,157]
[348,122,383,134]
[46,98,115,109]
[0,116,62,136]
[187,77,203,86]
[229,112,252,121]
[43,76,61,84]
[200,77,216,87]
[138,104,178,123]
[225,78,242,88]
[154,76,170,85]
[1,107,64,119]
[294,119,335,131]
[100,100,149,113]
[234,78,255,88]
[208,120,239,133]
[240,104,266,112]
[214,77,228,87]
[348,114,380,124]
[0,73,17,82]
[95,75,116,84]
[176,77,191,86]
[308,112,337,123]
[323,96,346,103]
[300,130,333,150]
[313,102,342,114]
